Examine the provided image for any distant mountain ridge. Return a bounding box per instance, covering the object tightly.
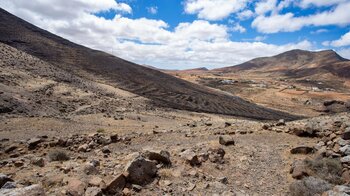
[214,49,350,79]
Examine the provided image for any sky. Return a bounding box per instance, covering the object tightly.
[1,0,350,70]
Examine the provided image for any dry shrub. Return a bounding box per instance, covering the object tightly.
[304,157,343,185]
[289,176,332,196]
[48,150,70,162]
[158,168,174,179]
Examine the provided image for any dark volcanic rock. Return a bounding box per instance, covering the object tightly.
[290,146,315,154]
[219,136,235,146]
[0,173,13,188]
[27,137,43,150]
[103,174,126,195]
[125,156,157,186]
[144,150,171,165]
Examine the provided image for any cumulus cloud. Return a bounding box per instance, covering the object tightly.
[237,10,254,20]
[325,31,350,47]
[252,1,350,33]
[0,0,314,69]
[255,0,277,15]
[230,23,246,33]
[184,0,249,20]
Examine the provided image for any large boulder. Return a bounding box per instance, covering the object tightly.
[290,146,315,154]
[125,156,157,186]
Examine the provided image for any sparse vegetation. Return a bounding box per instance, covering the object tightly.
[48,150,70,162]
[97,128,105,133]
[289,176,332,196]
[158,168,174,179]
[304,157,343,184]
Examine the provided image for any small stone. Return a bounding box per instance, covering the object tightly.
[110,134,119,143]
[276,119,286,126]
[217,177,228,184]
[1,181,16,189]
[89,176,103,187]
[290,160,310,179]
[159,180,172,186]
[342,170,350,184]
[85,187,103,196]
[219,136,235,146]
[180,150,201,166]
[329,133,337,140]
[342,130,350,140]
[341,155,350,164]
[208,148,225,164]
[144,150,171,165]
[83,163,99,175]
[27,137,42,150]
[101,146,111,154]
[103,174,126,195]
[78,144,89,152]
[67,178,86,196]
[122,188,131,196]
[315,141,325,150]
[187,183,196,191]
[31,157,45,167]
[340,145,350,155]
[14,160,24,167]
[132,184,142,192]
[5,145,18,153]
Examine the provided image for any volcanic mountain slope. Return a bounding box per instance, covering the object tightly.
[214,49,350,79]
[0,8,298,120]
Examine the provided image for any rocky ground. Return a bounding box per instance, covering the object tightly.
[1,111,350,195]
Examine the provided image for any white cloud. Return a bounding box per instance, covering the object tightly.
[184,0,249,20]
[252,1,350,33]
[311,29,329,34]
[230,23,246,33]
[255,0,277,15]
[325,31,350,47]
[337,48,350,59]
[237,10,254,20]
[254,35,268,41]
[0,0,315,69]
[299,0,348,8]
[147,6,158,14]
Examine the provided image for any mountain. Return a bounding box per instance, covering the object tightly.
[214,49,350,79]
[0,8,297,120]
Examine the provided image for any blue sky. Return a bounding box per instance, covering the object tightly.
[1,0,350,69]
